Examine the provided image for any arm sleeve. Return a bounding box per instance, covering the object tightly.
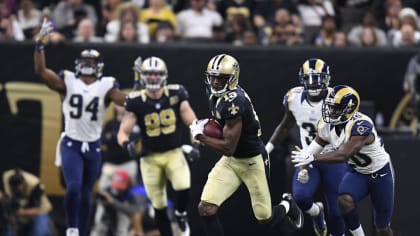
[350,120,373,137]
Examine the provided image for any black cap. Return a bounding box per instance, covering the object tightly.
[8,169,24,188]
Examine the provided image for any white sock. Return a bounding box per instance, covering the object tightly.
[350,225,365,236]
[280,201,290,213]
[306,203,320,216]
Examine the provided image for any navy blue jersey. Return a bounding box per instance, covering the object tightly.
[125,84,188,154]
[210,86,265,158]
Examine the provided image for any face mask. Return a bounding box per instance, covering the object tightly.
[80,67,95,75]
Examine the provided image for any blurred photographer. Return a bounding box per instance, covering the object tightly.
[2,168,53,236]
[403,52,420,124]
[0,190,14,235]
[90,170,147,236]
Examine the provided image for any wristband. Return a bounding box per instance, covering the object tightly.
[35,42,44,53]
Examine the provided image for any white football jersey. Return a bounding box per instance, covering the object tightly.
[285,87,331,150]
[317,112,390,174]
[62,70,117,142]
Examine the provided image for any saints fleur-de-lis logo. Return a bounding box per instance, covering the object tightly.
[228,103,239,115]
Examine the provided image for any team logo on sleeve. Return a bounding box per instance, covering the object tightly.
[356,125,370,135]
[169,96,179,106]
[228,103,239,115]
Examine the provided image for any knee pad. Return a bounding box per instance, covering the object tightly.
[253,202,271,221]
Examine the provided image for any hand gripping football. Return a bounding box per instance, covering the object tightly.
[203,119,223,139]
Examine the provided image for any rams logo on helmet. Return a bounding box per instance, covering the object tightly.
[322,85,360,125]
[75,49,104,78]
[299,58,330,102]
[205,54,240,97]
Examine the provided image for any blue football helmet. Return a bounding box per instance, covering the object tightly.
[322,85,360,125]
[75,49,104,78]
[299,58,330,102]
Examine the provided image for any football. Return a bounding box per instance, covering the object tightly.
[203,119,223,139]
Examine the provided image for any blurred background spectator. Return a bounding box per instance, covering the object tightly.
[105,2,149,43]
[152,20,176,43]
[52,0,97,39]
[347,10,387,46]
[2,168,53,236]
[16,0,41,39]
[140,0,176,38]
[0,1,24,41]
[176,0,223,42]
[90,170,142,236]
[297,0,335,44]
[73,17,103,42]
[314,15,337,46]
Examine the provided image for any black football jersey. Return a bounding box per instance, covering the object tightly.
[125,84,188,154]
[210,86,265,158]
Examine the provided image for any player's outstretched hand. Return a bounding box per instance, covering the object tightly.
[36,18,54,43]
[291,150,314,167]
[182,143,201,162]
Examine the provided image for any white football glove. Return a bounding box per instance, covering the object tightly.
[190,119,208,139]
[36,18,54,43]
[297,168,309,184]
[291,150,314,167]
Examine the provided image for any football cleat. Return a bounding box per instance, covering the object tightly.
[66,228,79,236]
[282,193,304,230]
[175,210,190,236]
[312,202,327,236]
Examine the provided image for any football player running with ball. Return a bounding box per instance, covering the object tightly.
[34,19,127,236]
[266,58,347,236]
[118,56,198,236]
[292,85,394,236]
[190,54,304,236]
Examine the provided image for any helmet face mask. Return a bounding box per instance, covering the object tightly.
[299,58,330,102]
[205,54,240,97]
[140,57,168,91]
[321,85,360,125]
[75,49,103,78]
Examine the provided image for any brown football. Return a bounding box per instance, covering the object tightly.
[203,119,223,139]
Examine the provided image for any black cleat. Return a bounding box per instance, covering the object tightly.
[282,193,304,230]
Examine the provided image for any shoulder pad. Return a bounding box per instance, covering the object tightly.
[167,84,182,90]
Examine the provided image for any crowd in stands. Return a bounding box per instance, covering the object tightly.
[1,0,420,47]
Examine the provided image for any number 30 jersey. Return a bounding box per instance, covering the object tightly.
[125,84,188,154]
[284,87,331,149]
[61,70,119,142]
[317,112,390,174]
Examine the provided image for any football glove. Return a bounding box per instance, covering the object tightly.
[297,168,309,184]
[182,143,201,162]
[189,119,208,139]
[36,18,54,43]
[291,150,314,167]
[123,141,137,158]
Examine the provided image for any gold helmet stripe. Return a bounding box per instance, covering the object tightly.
[315,59,324,73]
[335,87,360,104]
[302,60,310,74]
